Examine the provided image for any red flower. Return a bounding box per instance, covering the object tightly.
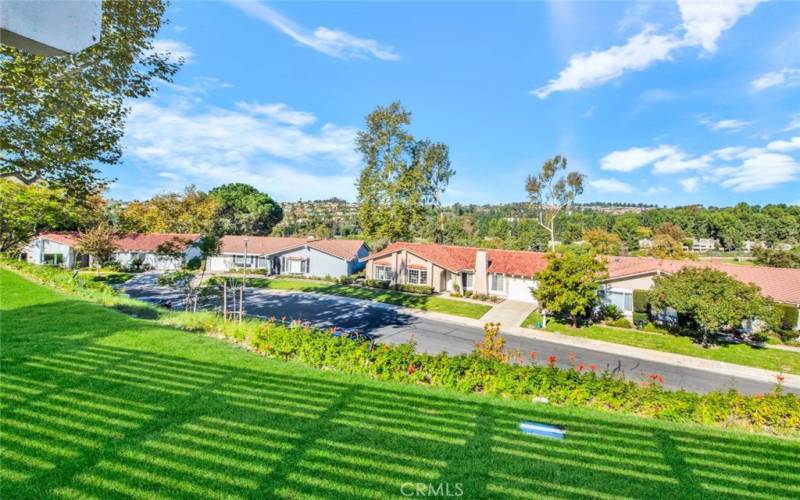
[577,363,585,372]
[529,351,538,362]
[547,355,557,366]
[776,374,786,383]
[589,364,598,372]
[648,373,665,384]
[407,364,417,375]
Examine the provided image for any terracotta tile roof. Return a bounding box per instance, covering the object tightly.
[220,236,365,261]
[36,232,80,246]
[35,232,199,252]
[307,239,366,261]
[220,236,311,255]
[365,242,549,277]
[114,233,200,252]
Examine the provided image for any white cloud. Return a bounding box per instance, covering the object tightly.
[680,177,701,192]
[785,113,800,131]
[767,136,800,152]
[122,98,361,201]
[237,102,317,127]
[750,68,800,91]
[677,0,764,52]
[152,39,194,64]
[697,116,751,132]
[718,153,800,192]
[600,145,678,172]
[229,0,399,61]
[532,29,682,98]
[589,178,634,193]
[533,0,763,98]
[599,138,800,193]
[653,152,711,173]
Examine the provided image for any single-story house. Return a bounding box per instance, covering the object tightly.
[206,236,368,278]
[362,242,800,329]
[25,232,201,270]
[363,242,546,302]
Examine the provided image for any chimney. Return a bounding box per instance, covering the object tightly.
[474,250,488,294]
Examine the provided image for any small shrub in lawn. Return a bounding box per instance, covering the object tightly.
[601,304,623,320]
[365,279,391,289]
[633,312,649,327]
[394,283,434,295]
[607,318,633,329]
[463,290,473,298]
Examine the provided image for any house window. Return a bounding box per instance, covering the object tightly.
[375,265,391,281]
[490,274,505,293]
[43,253,63,266]
[233,255,258,268]
[408,268,428,285]
[462,272,474,290]
[601,289,633,312]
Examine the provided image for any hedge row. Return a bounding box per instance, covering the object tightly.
[3,257,799,435]
[161,313,800,435]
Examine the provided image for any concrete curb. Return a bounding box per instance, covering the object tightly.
[505,326,800,390]
[253,288,800,390]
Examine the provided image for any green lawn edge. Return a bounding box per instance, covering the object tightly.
[241,277,492,319]
[521,311,800,375]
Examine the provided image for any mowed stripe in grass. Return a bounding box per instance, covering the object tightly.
[248,277,492,319]
[2,269,800,499]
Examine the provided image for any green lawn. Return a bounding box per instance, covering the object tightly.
[246,277,492,319]
[3,270,800,498]
[521,311,800,375]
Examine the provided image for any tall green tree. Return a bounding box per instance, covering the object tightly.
[582,228,622,255]
[0,179,100,252]
[209,183,283,235]
[649,267,778,346]
[534,250,608,327]
[118,186,219,234]
[525,155,584,250]
[0,0,181,197]
[356,102,454,241]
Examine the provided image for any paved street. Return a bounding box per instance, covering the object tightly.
[120,274,795,395]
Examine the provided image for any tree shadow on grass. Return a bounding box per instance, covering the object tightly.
[2,340,800,499]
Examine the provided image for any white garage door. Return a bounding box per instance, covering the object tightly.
[507,277,537,303]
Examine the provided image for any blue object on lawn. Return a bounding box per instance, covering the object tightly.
[519,421,565,439]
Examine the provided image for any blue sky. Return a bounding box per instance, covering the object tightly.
[108,1,800,206]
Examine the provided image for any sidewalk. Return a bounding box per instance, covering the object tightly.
[262,288,800,391]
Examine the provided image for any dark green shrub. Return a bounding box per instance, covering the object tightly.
[394,283,434,295]
[365,279,390,289]
[633,312,648,326]
[185,257,202,270]
[601,304,623,320]
[778,304,799,331]
[633,289,649,313]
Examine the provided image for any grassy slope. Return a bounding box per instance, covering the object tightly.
[521,311,800,375]
[2,269,800,499]
[253,278,492,319]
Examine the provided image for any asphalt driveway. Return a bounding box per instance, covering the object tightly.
[119,275,794,395]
